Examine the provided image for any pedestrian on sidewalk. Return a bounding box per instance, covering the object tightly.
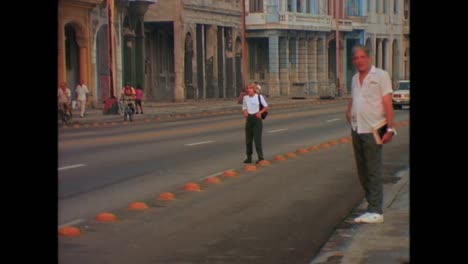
[135,84,144,114]
[346,44,396,224]
[75,80,89,117]
[242,83,268,164]
[58,82,72,118]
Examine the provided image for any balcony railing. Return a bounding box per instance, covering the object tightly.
[278,12,332,30]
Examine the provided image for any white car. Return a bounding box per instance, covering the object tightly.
[392,80,410,109]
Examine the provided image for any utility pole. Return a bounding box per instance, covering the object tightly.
[241,0,248,88]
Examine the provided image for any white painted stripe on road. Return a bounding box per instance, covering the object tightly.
[58,164,86,171]
[198,170,230,180]
[326,118,340,122]
[185,141,214,146]
[268,128,288,133]
[58,219,85,229]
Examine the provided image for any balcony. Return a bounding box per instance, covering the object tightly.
[277,12,332,31]
[347,15,368,30]
[332,19,353,32]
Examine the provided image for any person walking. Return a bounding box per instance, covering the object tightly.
[346,44,396,224]
[135,85,144,114]
[58,82,72,118]
[75,80,89,117]
[242,83,268,164]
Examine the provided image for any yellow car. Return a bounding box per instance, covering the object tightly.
[392,80,410,109]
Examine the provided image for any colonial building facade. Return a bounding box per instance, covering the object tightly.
[58,0,154,107]
[245,0,410,97]
[58,0,410,105]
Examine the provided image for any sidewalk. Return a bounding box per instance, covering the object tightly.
[310,168,410,264]
[60,96,349,127]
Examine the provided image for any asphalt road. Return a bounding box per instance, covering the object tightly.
[59,103,348,223]
[58,114,409,264]
[58,104,409,264]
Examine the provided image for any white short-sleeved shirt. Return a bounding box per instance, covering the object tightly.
[351,65,393,133]
[75,84,89,101]
[242,94,268,114]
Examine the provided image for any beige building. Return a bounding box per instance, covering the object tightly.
[144,0,245,102]
[58,0,102,103]
[58,0,154,108]
[58,0,410,105]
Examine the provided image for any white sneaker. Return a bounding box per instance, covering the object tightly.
[358,213,384,224]
[354,212,371,223]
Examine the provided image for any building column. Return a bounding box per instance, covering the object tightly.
[58,18,65,84]
[221,27,227,98]
[317,36,327,91]
[279,36,290,95]
[135,33,145,89]
[378,38,383,68]
[299,38,306,82]
[174,15,184,102]
[123,32,135,84]
[79,47,88,86]
[308,36,318,95]
[268,35,280,97]
[76,31,89,94]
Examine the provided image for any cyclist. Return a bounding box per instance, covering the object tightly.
[120,82,136,115]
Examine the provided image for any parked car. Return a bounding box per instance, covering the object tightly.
[392,80,410,109]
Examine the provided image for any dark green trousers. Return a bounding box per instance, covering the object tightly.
[245,115,264,160]
[351,129,383,214]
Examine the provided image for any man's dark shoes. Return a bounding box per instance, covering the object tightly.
[255,158,264,164]
[243,158,252,164]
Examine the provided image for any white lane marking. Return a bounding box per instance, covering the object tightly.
[326,118,341,123]
[198,170,230,180]
[185,141,214,146]
[58,219,85,229]
[268,128,288,133]
[58,164,86,171]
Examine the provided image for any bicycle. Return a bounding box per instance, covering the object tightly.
[58,103,72,125]
[122,99,135,122]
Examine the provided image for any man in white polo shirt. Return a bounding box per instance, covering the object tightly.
[75,80,89,118]
[346,44,395,224]
[242,83,268,164]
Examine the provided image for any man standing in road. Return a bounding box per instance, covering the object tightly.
[75,80,89,118]
[242,83,268,164]
[346,44,396,224]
